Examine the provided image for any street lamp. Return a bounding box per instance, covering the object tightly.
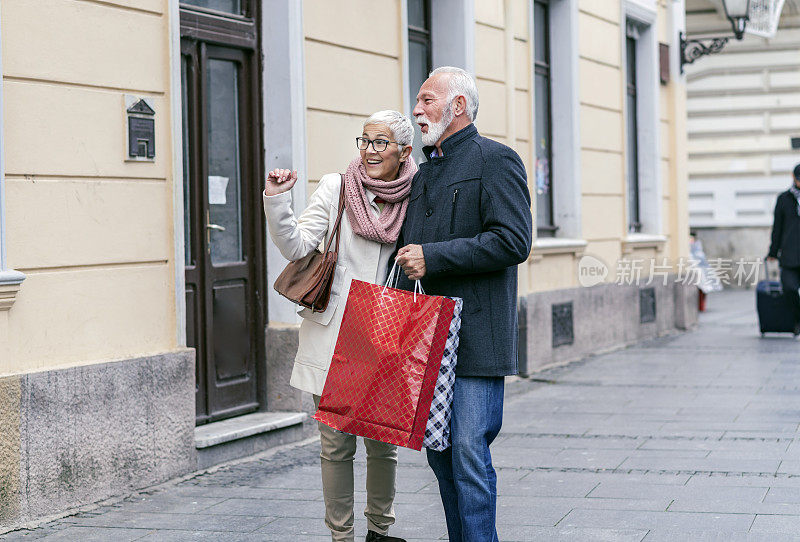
[680,0,751,72]
[722,0,751,39]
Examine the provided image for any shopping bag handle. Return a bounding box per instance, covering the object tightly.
[383,261,425,301]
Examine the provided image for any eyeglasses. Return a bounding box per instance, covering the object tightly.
[356,137,397,152]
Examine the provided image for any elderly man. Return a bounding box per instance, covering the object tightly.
[394,66,533,541]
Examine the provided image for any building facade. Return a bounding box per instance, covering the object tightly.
[0,0,694,531]
[686,0,800,284]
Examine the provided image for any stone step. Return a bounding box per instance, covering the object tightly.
[195,411,307,470]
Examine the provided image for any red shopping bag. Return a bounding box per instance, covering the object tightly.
[313,279,456,450]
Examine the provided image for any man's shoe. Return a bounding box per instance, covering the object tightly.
[365,530,406,542]
[793,322,800,337]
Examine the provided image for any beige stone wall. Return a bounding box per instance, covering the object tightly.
[1,0,176,376]
[525,0,688,292]
[576,0,627,287]
[302,0,404,194]
[299,0,689,295]
[686,10,800,229]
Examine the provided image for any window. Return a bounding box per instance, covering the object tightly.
[407,0,432,163]
[534,0,555,237]
[622,1,662,236]
[625,29,642,233]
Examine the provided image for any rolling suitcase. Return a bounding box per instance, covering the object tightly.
[756,279,796,336]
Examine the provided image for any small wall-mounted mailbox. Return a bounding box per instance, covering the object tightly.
[125,95,155,161]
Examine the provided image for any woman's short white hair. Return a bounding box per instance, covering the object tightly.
[430,66,480,121]
[363,110,414,147]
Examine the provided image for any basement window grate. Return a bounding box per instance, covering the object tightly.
[640,287,656,323]
[552,302,574,348]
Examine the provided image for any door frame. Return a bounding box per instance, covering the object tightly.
[171,0,310,414]
[172,0,268,424]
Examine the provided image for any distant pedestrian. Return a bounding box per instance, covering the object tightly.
[263,110,415,542]
[689,232,722,312]
[394,66,533,542]
[767,163,800,337]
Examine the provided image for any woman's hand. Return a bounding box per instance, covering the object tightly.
[265,168,298,196]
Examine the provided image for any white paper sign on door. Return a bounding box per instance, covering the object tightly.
[208,176,229,205]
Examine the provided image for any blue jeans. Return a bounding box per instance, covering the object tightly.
[426,376,505,542]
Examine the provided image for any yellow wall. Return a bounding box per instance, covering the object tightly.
[1,0,176,375]
[300,0,690,295]
[303,0,405,194]
[1,0,690,375]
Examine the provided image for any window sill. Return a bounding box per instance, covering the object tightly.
[530,238,588,263]
[0,269,26,311]
[621,233,667,255]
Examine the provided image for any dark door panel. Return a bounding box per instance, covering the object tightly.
[180,1,265,425]
[212,280,250,381]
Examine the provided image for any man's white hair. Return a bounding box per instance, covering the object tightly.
[363,110,414,147]
[430,66,480,121]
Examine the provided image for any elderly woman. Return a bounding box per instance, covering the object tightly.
[263,110,416,542]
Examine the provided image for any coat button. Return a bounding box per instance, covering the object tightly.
[425,208,433,217]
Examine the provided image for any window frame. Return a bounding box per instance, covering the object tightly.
[531,0,582,243]
[401,0,475,132]
[622,0,662,237]
[407,0,432,67]
[625,30,642,233]
[406,0,433,164]
[534,0,557,237]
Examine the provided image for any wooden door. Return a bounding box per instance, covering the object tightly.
[180,1,265,424]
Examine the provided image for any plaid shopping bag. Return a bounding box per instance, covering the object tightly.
[423,297,462,451]
[313,279,456,450]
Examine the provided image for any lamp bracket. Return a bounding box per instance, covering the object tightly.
[680,32,730,73]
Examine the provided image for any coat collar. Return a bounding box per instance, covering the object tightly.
[422,123,478,161]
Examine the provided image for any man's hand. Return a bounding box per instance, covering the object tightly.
[396,244,426,280]
[265,168,298,196]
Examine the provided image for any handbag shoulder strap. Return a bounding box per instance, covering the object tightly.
[322,173,347,255]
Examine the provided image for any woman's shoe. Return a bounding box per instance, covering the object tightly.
[365,530,406,542]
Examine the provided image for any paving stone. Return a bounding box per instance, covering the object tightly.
[588,482,767,502]
[129,530,281,542]
[499,525,649,541]
[684,474,800,489]
[777,460,800,475]
[252,516,348,536]
[68,511,273,532]
[105,496,226,515]
[1,527,148,542]
[202,497,324,518]
[558,508,755,532]
[764,486,800,503]
[618,456,782,474]
[667,497,800,515]
[750,514,800,533]
[642,530,780,541]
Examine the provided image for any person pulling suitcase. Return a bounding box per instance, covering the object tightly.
[766,163,800,338]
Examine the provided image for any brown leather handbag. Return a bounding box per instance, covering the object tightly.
[273,175,347,313]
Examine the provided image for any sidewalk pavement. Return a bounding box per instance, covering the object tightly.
[3,289,800,541]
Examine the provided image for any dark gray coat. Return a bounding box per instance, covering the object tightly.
[769,190,800,269]
[395,124,533,376]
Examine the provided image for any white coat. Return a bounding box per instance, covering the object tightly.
[263,173,396,395]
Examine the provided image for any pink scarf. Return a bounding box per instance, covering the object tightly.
[343,156,417,244]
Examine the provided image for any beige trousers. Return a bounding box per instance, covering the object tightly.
[314,395,398,542]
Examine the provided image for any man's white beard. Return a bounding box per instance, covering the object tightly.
[418,104,454,147]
